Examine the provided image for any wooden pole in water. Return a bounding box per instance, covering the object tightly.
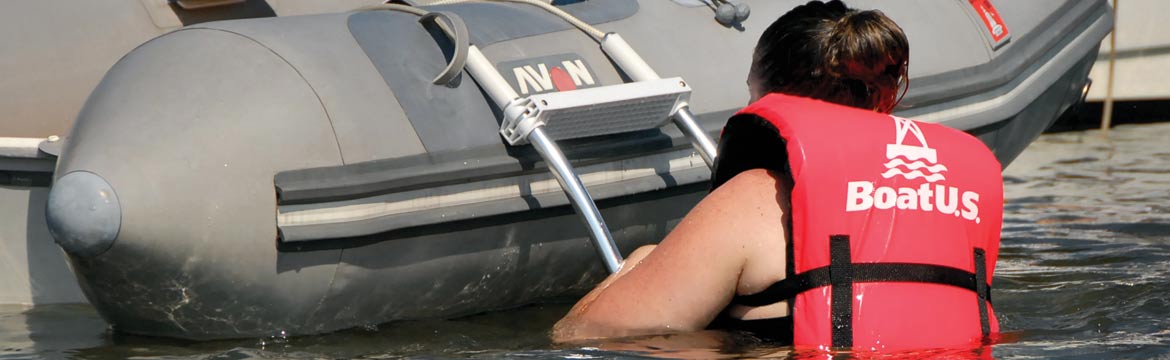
[1101,0,1118,133]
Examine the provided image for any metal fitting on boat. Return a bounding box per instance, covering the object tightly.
[1081,78,1093,103]
[713,0,750,26]
[499,98,541,145]
[46,171,121,257]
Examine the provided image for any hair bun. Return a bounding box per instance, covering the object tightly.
[750,0,908,112]
[825,10,906,82]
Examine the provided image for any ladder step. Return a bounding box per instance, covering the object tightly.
[501,77,692,145]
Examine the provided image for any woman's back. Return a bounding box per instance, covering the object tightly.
[554,0,1004,353]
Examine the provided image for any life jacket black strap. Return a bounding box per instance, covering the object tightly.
[829,235,853,348]
[731,236,995,347]
[731,262,993,307]
[974,248,991,337]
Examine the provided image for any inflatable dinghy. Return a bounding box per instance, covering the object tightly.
[33,0,1112,339]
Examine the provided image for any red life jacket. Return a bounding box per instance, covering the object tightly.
[717,93,1003,352]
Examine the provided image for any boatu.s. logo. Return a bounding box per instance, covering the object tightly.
[846,116,983,224]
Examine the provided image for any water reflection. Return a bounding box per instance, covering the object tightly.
[0,304,105,360]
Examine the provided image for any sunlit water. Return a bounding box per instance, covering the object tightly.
[2,122,1169,359]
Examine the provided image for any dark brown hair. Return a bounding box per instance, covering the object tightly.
[750,0,909,113]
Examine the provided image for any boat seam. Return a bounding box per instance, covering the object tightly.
[171,26,348,333]
[180,27,348,165]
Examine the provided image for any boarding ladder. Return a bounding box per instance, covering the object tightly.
[466,40,716,274]
[398,3,719,274]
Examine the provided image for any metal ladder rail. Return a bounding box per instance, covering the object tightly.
[529,129,623,274]
[464,47,626,274]
[460,41,718,274]
[454,22,720,276]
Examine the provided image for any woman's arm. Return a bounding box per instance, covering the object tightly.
[553,169,789,341]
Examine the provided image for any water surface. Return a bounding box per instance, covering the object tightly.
[2,123,1169,359]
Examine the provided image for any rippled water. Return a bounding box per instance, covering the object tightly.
[992,121,1170,359]
[2,123,1169,359]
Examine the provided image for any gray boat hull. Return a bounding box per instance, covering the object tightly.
[0,0,381,306]
[37,0,1110,339]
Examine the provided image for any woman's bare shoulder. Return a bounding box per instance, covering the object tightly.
[707,169,792,297]
[670,168,790,257]
[703,168,790,217]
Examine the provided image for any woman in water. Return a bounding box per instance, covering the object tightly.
[554,0,1003,352]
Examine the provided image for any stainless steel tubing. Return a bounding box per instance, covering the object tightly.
[672,107,718,169]
[528,127,624,274]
